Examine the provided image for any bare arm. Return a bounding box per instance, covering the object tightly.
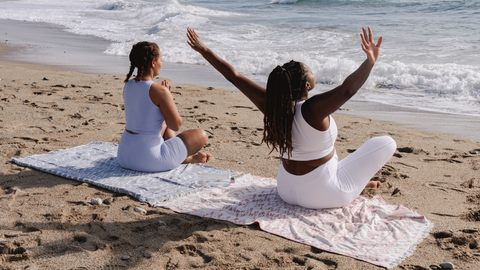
[303,27,383,127]
[187,28,267,114]
[150,80,182,131]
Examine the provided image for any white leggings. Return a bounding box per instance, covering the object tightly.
[117,131,188,172]
[277,136,396,209]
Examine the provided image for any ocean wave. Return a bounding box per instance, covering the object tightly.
[98,1,132,10]
[269,0,298,4]
[1,0,479,116]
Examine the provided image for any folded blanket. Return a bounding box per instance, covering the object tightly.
[159,174,433,269]
[12,142,239,205]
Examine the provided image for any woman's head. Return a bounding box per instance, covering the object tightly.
[125,41,161,83]
[262,60,313,159]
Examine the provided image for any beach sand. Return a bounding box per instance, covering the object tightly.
[1,19,480,269]
[1,58,480,269]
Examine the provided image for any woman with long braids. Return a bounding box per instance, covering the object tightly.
[187,27,396,209]
[117,41,211,172]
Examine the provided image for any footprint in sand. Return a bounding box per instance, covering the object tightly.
[232,105,260,111]
[360,165,409,198]
[199,100,215,105]
[196,116,218,123]
[35,88,62,95]
[427,182,466,194]
[175,244,211,263]
[461,178,477,189]
[423,157,463,164]
[13,136,39,143]
[51,84,69,88]
[230,126,249,135]
[87,95,103,102]
[397,146,429,155]
[67,113,83,119]
[0,243,28,262]
[434,228,480,261]
[50,104,65,111]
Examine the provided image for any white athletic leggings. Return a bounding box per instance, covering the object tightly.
[277,136,396,209]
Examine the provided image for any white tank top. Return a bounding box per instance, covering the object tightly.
[123,80,164,135]
[281,101,338,161]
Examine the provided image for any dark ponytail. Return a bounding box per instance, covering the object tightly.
[262,60,307,159]
[124,41,160,83]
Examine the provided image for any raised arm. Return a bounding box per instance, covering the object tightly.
[187,28,267,114]
[303,27,383,123]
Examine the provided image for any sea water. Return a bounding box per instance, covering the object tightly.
[0,0,479,116]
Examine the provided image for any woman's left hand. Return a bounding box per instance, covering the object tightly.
[360,26,382,65]
[161,79,171,92]
[187,27,208,54]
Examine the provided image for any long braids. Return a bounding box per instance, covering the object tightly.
[124,41,160,83]
[262,60,308,159]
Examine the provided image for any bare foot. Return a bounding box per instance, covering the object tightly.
[365,181,381,189]
[183,152,212,164]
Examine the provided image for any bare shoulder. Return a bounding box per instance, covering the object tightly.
[149,82,172,106]
[150,82,170,93]
[302,98,330,131]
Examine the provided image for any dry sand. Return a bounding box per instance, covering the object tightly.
[1,58,480,269]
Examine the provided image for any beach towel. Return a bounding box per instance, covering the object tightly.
[159,174,433,269]
[12,142,239,205]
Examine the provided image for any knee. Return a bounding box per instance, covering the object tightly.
[367,136,396,154]
[378,136,396,155]
[198,129,208,143]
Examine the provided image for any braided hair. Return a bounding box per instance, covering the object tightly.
[124,41,160,83]
[262,60,308,159]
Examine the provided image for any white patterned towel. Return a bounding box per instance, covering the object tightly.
[12,142,239,205]
[159,174,433,269]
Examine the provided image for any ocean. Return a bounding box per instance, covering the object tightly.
[1,0,479,117]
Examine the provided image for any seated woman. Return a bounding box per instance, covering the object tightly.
[187,27,396,209]
[117,41,211,172]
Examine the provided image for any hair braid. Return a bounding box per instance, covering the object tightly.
[124,41,160,83]
[262,60,308,159]
[124,65,135,83]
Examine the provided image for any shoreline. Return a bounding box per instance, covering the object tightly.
[1,18,479,142]
[0,19,246,92]
[1,55,480,269]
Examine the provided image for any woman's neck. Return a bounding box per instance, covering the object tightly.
[138,74,153,81]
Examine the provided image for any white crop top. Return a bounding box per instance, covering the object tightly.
[281,101,338,161]
[123,80,164,135]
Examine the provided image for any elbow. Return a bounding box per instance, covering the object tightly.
[229,70,241,84]
[173,119,183,131]
[344,88,357,98]
[168,119,182,132]
[340,83,359,99]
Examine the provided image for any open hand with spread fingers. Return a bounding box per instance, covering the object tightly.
[360,26,382,65]
[187,27,208,54]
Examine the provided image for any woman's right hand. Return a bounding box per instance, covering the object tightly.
[187,27,208,54]
[360,26,382,65]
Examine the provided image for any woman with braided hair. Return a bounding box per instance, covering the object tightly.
[117,41,211,172]
[187,27,396,209]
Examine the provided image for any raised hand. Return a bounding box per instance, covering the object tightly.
[187,27,208,54]
[360,27,382,65]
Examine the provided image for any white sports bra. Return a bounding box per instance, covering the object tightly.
[281,101,338,161]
